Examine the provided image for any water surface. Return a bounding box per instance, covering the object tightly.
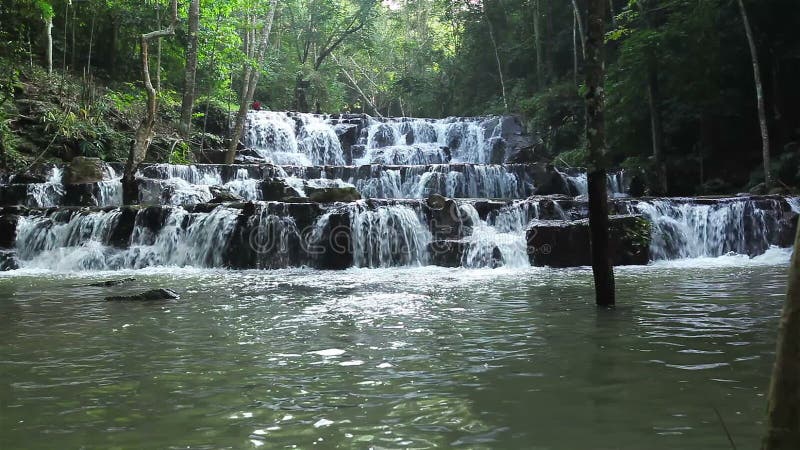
[0,254,789,449]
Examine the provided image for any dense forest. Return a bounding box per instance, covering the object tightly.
[1,0,799,195]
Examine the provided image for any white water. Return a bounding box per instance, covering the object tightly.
[356,117,501,165]
[138,164,260,205]
[355,165,524,199]
[245,112,344,165]
[459,203,532,269]
[634,198,792,260]
[349,202,431,268]
[26,167,65,208]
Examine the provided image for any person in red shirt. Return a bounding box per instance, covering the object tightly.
[252,100,261,111]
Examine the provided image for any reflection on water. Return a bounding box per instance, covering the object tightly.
[0,260,788,449]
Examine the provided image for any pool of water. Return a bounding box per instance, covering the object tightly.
[0,251,790,449]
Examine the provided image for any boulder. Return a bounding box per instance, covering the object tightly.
[310,211,353,270]
[0,250,19,271]
[0,214,19,248]
[426,194,467,239]
[527,214,651,267]
[106,288,180,301]
[370,123,396,148]
[306,186,361,203]
[107,206,139,248]
[64,157,104,185]
[63,183,98,207]
[260,179,304,202]
[428,240,467,267]
[209,186,243,204]
[0,184,30,206]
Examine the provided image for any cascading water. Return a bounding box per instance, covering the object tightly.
[634,198,795,259]
[138,164,261,205]
[245,112,344,165]
[356,117,501,165]
[459,202,537,269]
[349,202,431,268]
[15,206,241,270]
[26,167,65,208]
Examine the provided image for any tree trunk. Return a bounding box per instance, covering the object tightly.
[533,0,543,88]
[609,0,616,27]
[585,0,615,306]
[70,3,76,70]
[122,0,179,204]
[647,62,667,194]
[737,0,771,189]
[573,12,579,86]
[763,224,800,449]
[179,0,201,138]
[155,4,162,92]
[45,17,53,74]
[486,17,508,112]
[226,0,279,165]
[571,0,586,59]
[545,0,554,81]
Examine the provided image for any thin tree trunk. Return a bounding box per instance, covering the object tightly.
[71,3,76,70]
[28,27,33,70]
[573,12,579,86]
[585,0,615,306]
[609,0,616,27]
[571,0,586,59]
[226,0,279,164]
[545,0,554,81]
[647,63,667,194]
[156,3,162,93]
[763,224,800,450]
[737,0,771,189]
[533,0,543,88]
[62,2,68,74]
[45,17,53,74]
[486,16,508,112]
[87,12,95,77]
[179,0,201,138]
[122,0,179,204]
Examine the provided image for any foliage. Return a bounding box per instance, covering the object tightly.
[0,0,798,192]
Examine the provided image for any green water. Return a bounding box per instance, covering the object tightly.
[0,261,788,449]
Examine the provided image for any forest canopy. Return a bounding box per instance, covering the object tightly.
[1,0,799,194]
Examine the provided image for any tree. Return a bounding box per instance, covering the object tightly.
[585,0,615,306]
[288,0,378,112]
[179,0,201,138]
[737,0,771,189]
[763,223,800,449]
[225,0,279,165]
[122,0,179,203]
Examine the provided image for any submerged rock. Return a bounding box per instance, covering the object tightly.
[88,277,136,287]
[106,288,180,301]
[527,214,651,267]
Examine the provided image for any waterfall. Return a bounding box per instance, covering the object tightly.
[245,112,343,165]
[356,117,501,165]
[16,209,124,270]
[138,164,261,205]
[558,169,627,197]
[349,202,431,267]
[635,198,794,260]
[459,202,535,269]
[351,164,528,199]
[26,167,65,208]
[15,206,241,270]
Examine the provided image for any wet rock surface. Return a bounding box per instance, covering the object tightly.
[527,215,652,267]
[106,288,181,301]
